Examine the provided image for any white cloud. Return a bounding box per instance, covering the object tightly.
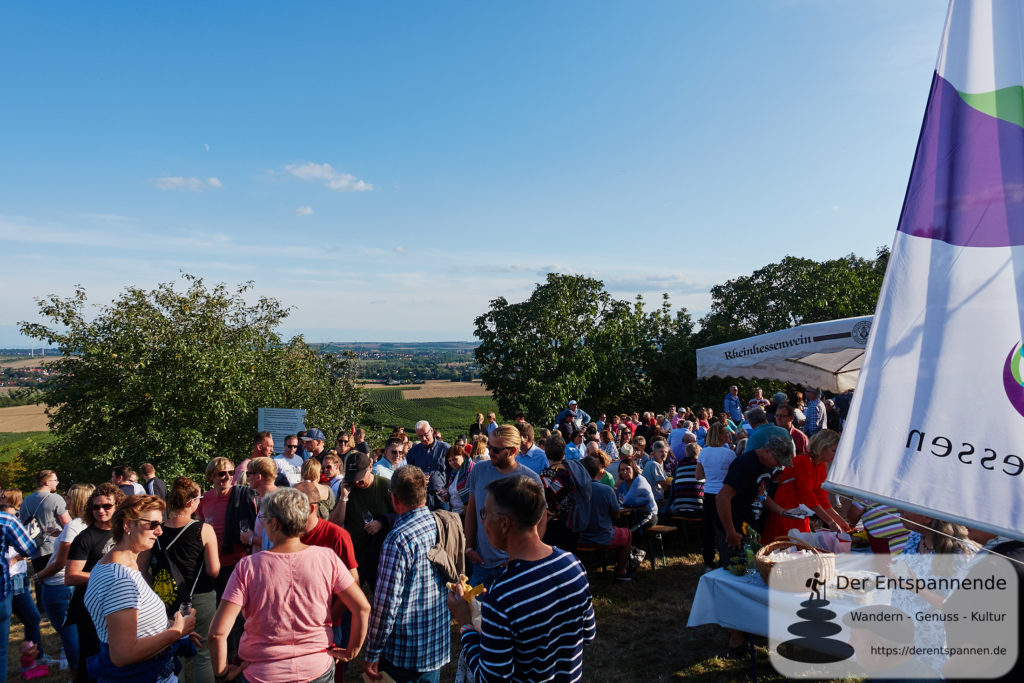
[284,162,373,192]
[150,176,223,192]
[394,246,406,253]
[204,143,210,151]
[295,206,314,216]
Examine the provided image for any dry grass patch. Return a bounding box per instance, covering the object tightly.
[0,404,49,432]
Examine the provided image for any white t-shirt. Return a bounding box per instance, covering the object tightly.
[5,547,26,577]
[43,517,87,586]
[274,455,304,486]
[700,446,738,495]
[84,562,169,644]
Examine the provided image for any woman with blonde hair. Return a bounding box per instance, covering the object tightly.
[300,458,335,519]
[197,457,256,599]
[470,435,489,461]
[84,495,201,680]
[761,429,850,542]
[36,482,94,670]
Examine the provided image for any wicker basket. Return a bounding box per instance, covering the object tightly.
[754,537,836,592]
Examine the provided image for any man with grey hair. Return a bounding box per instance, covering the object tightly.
[741,406,768,436]
[723,385,743,422]
[406,420,450,511]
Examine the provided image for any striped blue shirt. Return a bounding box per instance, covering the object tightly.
[462,547,596,682]
[0,512,36,599]
[365,505,449,671]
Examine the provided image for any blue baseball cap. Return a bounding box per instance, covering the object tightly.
[302,428,326,442]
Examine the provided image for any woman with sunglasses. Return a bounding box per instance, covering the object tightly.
[84,494,201,682]
[158,477,221,682]
[197,457,257,600]
[65,482,126,682]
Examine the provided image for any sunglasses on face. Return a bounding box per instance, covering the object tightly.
[217,470,235,478]
[135,519,165,531]
[92,503,114,512]
[285,444,298,449]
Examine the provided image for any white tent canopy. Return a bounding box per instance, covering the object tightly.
[695,316,872,393]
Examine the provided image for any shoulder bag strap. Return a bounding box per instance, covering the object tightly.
[158,520,197,552]
[29,492,53,521]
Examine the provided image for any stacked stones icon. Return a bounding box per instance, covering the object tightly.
[777,572,855,664]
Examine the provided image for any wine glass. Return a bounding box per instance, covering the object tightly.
[362,511,374,525]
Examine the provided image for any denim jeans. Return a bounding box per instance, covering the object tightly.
[42,582,77,667]
[1,591,13,682]
[11,574,43,652]
[380,659,440,683]
[468,563,505,590]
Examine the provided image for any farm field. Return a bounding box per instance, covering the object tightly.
[0,403,49,432]
[363,379,491,399]
[0,355,66,369]
[364,389,501,436]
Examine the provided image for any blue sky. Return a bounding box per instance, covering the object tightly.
[0,1,949,346]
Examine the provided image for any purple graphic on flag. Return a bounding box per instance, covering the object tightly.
[897,73,1024,247]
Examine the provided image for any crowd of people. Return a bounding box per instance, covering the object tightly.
[0,387,1021,682]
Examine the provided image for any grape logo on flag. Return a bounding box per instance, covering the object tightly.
[1002,341,1024,417]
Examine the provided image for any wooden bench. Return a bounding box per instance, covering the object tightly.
[642,524,677,569]
[574,543,615,576]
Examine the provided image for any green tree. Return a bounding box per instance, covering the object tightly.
[19,274,364,483]
[697,248,888,347]
[691,247,888,406]
[474,274,694,422]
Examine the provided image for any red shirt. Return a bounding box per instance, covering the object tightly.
[198,488,248,568]
[300,518,358,571]
[789,427,809,456]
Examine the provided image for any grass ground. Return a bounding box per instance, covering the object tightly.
[6,540,805,683]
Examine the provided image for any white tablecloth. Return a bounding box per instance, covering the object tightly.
[686,562,885,641]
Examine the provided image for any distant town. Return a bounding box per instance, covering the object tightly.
[1,341,482,394]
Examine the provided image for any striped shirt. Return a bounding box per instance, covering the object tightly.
[84,562,169,644]
[0,512,36,599]
[462,547,596,682]
[669,457,703,516]
[365,505,449,672]
[854,499,911,555]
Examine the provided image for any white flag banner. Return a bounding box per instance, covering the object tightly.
[826,0,1024,540]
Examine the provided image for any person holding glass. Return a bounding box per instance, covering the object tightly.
[208,488,370,683]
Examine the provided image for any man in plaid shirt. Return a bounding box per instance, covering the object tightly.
[2,508,37,681]
[363,465,449,682]
[803,387,826,436]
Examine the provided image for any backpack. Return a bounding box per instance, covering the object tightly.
[23,492,53,545]
[151,521,200,616]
